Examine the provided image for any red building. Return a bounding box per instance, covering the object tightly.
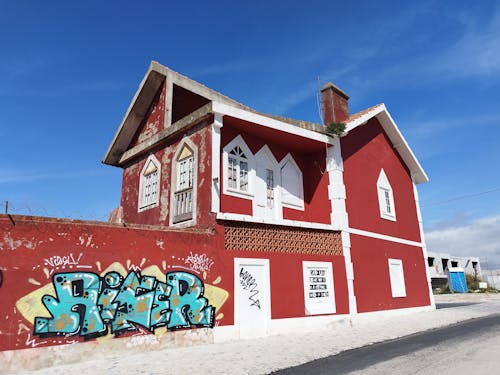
[103,61,434,334]
[0,61,434,357]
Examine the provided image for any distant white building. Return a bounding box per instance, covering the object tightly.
[426,251,482,289]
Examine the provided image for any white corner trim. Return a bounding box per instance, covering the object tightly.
[347,227,423,247]
[216,212,334,231]
[211,114,223,213]
[213,101,333,145]
[326,140,357,314]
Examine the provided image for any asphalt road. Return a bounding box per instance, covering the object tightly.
[273,313,500,375]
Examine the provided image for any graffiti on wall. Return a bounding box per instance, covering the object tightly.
[33,270,215,338]
[239,267,261,309]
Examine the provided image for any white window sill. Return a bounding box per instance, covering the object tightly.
[223,187,254,200]
[380,213,397,222]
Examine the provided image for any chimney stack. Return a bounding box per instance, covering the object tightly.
[321,82,349,125]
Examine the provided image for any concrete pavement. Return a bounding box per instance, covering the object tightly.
[6,293,500,375]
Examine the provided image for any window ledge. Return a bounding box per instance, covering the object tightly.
[224,188,254,200]
[380,213,397,222]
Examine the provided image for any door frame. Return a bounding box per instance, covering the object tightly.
[234,257,272,336]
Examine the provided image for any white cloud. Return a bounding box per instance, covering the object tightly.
[425,215,500,268]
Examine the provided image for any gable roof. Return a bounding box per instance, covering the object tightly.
[102,61,250,166]
[103,61,428,184]
[345,104,429,184]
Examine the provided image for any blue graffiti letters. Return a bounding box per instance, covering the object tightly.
[167,272,214,329]
[34,270,213,338]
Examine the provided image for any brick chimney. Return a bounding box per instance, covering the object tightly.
[321,82,349,125]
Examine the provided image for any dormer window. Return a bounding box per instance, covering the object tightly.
[223,135,254,199]
[138,155,161,212]
[377,169,396,221]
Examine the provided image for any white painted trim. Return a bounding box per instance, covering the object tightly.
[326,140,357,314]
[222,134,255,200]
[347,227,423,247]
[234,257,271,338]
[278,153,305,211]
[217,212,334,231]
[345,104,428,184]
[213,101,334,145]
[211,114,223,213]
[413,183,436,307]
[345,104,385,133]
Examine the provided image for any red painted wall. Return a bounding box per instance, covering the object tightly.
[0,215,227,351]
[121,120,214,229]
[131,80,166,147]
[341,118,421,242]
[0,215,348,352]
[220,125,331,224]
[350,234,430,312]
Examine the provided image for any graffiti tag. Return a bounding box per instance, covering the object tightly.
[33,270,214,338]
[239,267,261,309]
[184,252,214,274]
[44,253,83,268]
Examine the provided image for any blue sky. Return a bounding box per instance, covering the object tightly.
[1,1,499,265]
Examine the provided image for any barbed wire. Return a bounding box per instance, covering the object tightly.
[3,201,110,222]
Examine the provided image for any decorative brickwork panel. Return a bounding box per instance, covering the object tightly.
[224,222,343,256]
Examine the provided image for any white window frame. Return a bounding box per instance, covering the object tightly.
[170,139,198,227]
[388,258,406,298]
[302,261,336,315]
[278,153,304,211]
[222,135,255,200]
[377,169,396,221]
[138,154,161,212]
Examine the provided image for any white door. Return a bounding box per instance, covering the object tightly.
[234,258,271,338]
[254,155,277,219]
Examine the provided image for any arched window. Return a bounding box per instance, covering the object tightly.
[228,145,249,192]
[377,169,396,221]
[223,135,254,199]
[172,144,195,224]
[138,155,161,211]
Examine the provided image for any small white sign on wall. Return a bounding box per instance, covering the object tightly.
[302,261,336,315]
